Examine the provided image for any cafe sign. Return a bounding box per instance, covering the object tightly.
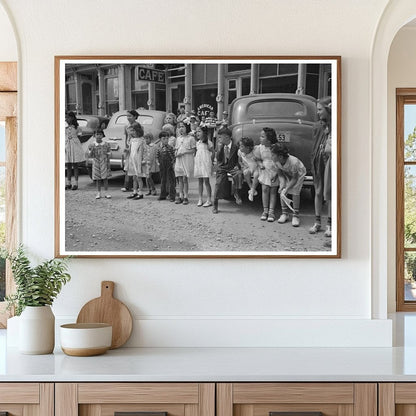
[197,103,214,117]
[136,67,166,84]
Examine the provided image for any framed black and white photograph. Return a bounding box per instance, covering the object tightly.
[55,56,341,258]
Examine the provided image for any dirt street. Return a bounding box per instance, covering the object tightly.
[64,172,331,253]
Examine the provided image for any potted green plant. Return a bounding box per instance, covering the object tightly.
[4,246,71,354]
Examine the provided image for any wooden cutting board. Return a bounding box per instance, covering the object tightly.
[76,281,133,349]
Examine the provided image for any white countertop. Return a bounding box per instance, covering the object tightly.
[2,345,416,382]
[3,313,416,382]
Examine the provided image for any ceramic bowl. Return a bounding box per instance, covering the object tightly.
[60,323,112,356]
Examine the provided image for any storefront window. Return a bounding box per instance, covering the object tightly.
[278,64,298,75]
[206,65,217,83]
[105,77,119,101]
[259,64,278,77]
[227,64,251,73]
[242,77,250,96]
[260,75,297,94]
[66,83,76,110]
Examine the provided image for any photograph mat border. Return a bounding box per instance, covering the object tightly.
[55,56,341,258]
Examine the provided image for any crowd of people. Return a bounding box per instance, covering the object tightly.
[64,98,332,241]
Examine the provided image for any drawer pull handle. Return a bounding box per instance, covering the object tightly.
[270,413,323,416]
[115,412,168,416]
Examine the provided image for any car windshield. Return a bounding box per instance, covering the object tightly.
[115,115,154,126]
[247,100,308,119]
[77,119,89,127]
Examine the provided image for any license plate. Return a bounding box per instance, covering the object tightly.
[276,131,290,142]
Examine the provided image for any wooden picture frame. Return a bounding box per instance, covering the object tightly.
[55,56,341,258]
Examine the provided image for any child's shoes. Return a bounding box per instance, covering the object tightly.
[309,223,321,234]
[277,214,289,223]
[234,192,242,205]
[105,194,112,199]
[260,211,268,221]
[95,193,101,199]
[151,189,157,196]
[127,193,138,199]
[182,198,189,205]
[267,213,276,222]
[292,216,300,227]
[120,187,129,192]
[248,190,254,202]
[203,201,212,207]
[324,225,332,237]
[197,200,203,207]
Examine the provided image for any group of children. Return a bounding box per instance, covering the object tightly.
[86,108,307,228]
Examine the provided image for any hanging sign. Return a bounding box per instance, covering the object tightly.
[197,103,214,117]
[136,67,166,84]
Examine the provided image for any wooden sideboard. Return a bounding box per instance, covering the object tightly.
[2,382,416,416]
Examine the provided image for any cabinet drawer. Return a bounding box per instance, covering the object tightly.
[56,383,215,416]
[0,383,53,415]
[379,383,416,415]
[218,383,376,416]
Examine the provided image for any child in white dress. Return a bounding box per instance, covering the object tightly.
[253,127,278,222]
[174,122,196,205]
[126,123,148,200]
[65,111,85,190]
[194,126,214,207]
[271,143,306,227]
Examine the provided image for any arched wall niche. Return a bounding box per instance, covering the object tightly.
[372,0,416,317]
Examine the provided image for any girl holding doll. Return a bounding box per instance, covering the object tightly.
[194,126,214,207]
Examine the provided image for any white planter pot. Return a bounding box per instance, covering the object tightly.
[19,306,55,354]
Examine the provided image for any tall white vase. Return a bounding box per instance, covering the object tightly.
[19,306,55,354]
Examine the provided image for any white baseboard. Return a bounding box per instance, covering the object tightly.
[51,317,393,348]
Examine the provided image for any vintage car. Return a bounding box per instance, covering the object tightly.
[76,114,109,143]
[83,108,166,173]
[228,93,318,190]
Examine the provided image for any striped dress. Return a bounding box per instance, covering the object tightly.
[88,142,111,180]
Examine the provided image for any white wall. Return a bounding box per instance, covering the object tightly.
[387,26,416,312]
[0,2,16,61]
[0,0,395,347]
